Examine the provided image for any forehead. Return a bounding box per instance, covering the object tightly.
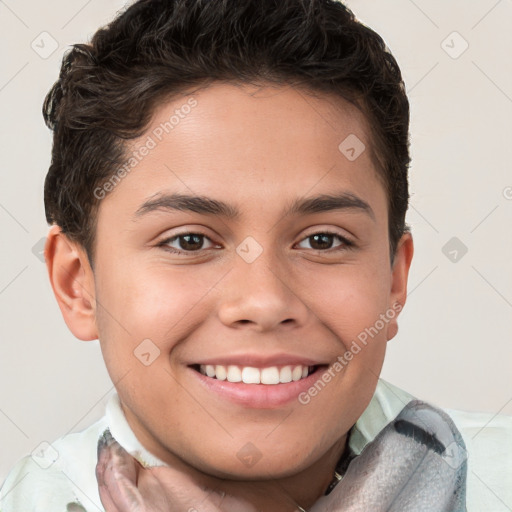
[152,82,373,163]
[97,82,386,225]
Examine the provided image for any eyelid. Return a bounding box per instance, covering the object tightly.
[157,227,356,256]
[299,226,354,241]
[157,230,218,252]
[294,230,355,251]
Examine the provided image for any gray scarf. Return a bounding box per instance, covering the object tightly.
[93,400,467,511]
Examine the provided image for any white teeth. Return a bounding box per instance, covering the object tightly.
[292,365,303,381]
[242,367,260,384]
[261,367,280,385]
[227,365,242,382]
[279,365,292,383]
[198,364,314,384]
[215,365,227,381]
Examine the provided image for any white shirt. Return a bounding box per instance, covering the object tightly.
[1,378,511,511]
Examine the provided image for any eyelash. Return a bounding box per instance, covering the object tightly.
[157,230,355,256]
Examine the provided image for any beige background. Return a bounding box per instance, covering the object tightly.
[1,0,511,482]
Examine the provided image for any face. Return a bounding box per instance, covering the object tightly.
[82,83,412,479]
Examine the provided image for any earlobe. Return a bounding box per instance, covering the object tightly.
[45,225,98,341]
[386,232,414,342]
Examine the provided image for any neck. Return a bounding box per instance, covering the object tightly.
[252,434,348,510]
[121,402,349,510]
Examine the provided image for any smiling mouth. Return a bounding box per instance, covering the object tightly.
[190,364,324,384]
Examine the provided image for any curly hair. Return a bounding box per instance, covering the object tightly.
[43,0,411,267]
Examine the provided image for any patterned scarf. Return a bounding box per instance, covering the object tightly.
[95,400,467,512]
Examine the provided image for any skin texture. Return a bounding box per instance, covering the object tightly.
[45,82,414,511]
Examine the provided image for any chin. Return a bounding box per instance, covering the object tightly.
[193,448,312,481]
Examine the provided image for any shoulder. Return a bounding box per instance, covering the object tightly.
[443,406,512,511]
[364,379,512,511]
[0,415,109,512]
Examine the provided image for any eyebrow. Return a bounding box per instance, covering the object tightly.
[133,191,375,221]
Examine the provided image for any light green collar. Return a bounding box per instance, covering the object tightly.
[106,377,415,467]
[348,377,415,455]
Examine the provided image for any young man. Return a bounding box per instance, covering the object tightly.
[1,0,510,511]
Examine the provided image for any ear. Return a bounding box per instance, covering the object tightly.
[45,225,98,341]
[386,231,414,341]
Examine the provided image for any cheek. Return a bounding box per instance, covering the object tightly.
[95,262,222,354]
[298,264,391,343]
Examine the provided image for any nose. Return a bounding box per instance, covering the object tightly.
[216,249,311,332]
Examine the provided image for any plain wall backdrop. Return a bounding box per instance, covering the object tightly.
[1,0,511,482]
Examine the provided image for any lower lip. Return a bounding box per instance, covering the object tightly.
[189,366,328,409]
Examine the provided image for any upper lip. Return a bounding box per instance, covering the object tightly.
[189,353,327,368]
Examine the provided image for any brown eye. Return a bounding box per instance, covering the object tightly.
[175,234,205,251]
[296,232,354,252]
[309,233,335,250]
[159,233,216,254]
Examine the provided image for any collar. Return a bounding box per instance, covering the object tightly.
[348,377,415,455]
[106,395,169,468]
[105,377,415,469]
